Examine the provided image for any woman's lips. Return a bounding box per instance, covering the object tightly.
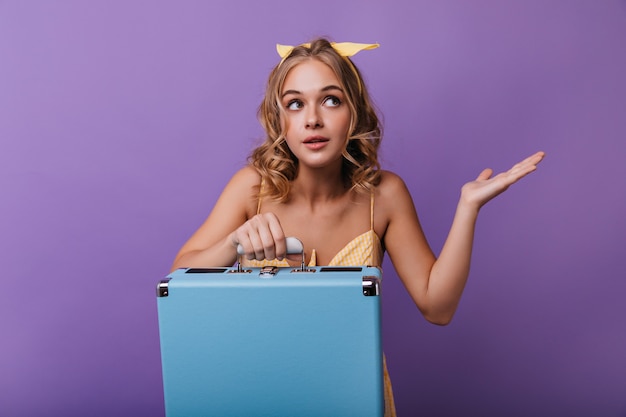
[303,136,329,150]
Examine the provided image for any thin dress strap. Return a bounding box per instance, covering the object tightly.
[370,190,375,230]
[256,179,264,215]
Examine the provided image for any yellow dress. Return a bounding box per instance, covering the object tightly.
[243,191,397,417]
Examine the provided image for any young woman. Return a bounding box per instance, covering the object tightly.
[172,38,545,416]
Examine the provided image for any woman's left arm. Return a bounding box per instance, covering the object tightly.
[385,151,545,325]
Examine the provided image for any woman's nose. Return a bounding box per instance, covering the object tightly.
[305,107,323,129]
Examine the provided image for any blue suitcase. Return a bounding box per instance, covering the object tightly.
[156,263,383,417]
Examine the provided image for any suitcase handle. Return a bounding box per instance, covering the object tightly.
[235,237,310,273]
[236,237,304,256]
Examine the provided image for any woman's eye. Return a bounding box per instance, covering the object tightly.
[324,96,341,107]
[286,100,303,110]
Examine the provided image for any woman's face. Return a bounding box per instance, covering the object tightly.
[280,59,351,170]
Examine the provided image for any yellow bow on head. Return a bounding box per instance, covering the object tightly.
[276,42,380,59]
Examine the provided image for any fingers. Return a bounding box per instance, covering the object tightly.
[525,151,546,164]
[232,213,286,261]
[512,151,545,172]
[475,168,493,181]
[268,217,287,259]
[475,151,544,184]
[506,151,545,182]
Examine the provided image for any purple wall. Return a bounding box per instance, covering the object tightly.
[2,1,625,416]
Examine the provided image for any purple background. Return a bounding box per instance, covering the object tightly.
[2,1,625,416]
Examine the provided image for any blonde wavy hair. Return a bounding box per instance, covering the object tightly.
[250,38,382,202]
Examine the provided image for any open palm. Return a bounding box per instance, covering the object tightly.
[461,151,545,210]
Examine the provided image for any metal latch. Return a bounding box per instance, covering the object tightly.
[259,266,279,278]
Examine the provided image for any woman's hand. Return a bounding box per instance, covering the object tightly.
[228,213,287,261]
[460,151,545,211]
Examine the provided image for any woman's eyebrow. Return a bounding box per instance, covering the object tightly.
[281,89,300,98]
[281,85,344,99]
[321,85,343,93]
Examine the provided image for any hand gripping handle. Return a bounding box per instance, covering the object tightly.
[236,237,304,256]
[235,237,309,272]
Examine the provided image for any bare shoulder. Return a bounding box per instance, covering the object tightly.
[377,170,412,200]
[228,165,262,189]
[374,170,417,224]
[218,165,262,218]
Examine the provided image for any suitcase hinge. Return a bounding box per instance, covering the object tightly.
[362,276,380,296]
[157,279,171,297]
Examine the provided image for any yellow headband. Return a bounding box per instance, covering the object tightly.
[276,42,380,58]
[275,42,379,95]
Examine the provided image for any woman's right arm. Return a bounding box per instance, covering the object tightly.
[171,166,286,271]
